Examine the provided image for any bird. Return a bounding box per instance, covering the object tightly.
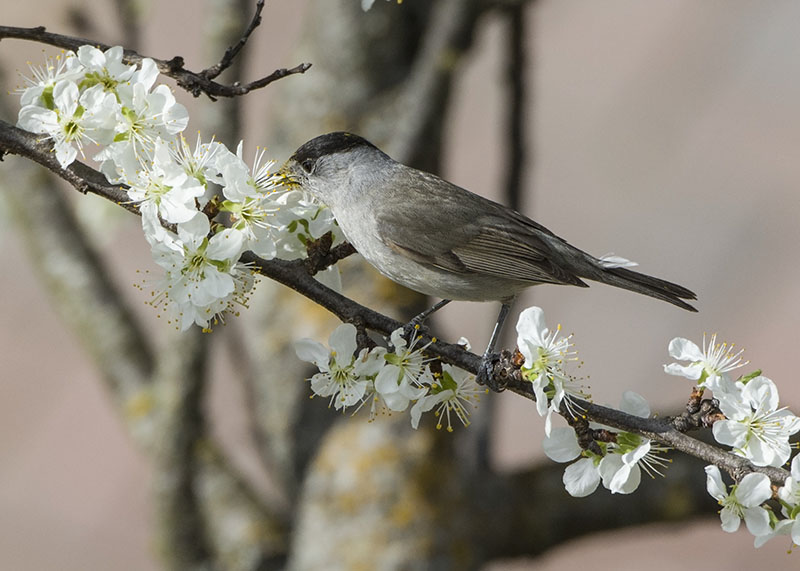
[281,131,696,386]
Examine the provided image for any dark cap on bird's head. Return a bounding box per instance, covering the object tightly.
[289,132,382,170]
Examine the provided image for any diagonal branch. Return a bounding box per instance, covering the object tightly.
[0,120,136,212]
[0,118,790,489]
[0,24,311,100]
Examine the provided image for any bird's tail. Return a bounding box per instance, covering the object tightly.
[594,266,697,312]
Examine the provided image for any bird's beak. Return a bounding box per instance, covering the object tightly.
[277,159,301,189]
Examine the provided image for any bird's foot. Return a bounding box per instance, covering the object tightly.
[402,318,429,345]
[476,352,506,392]
[401,299,451,344]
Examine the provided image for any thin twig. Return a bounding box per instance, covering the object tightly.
[200,0,265,80]
[0,25,311,100]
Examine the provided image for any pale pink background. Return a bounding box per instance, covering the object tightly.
[2,1,800,569]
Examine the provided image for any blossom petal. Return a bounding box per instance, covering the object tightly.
[295,339,329,368]
[375,365,401,396]
[543,427,581,462]
[516,306,547,363]
[704,465,726,501]
[720,507,741,533]
[328,323,358,359]
[742,507,771,537]
[563,458,600,497]
[663,362,703,380]
[667,337,704,362]
[742,376,779,412]
[712,419,748,448]
[736,473,772,507]
[206,228,245,260]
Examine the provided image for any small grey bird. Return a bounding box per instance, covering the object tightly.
[283,132,696,384]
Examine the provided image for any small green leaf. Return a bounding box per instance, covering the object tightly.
[739,370,762,384]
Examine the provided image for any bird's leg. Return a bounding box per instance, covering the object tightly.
[403,299,452,341]
[476,301,513,391]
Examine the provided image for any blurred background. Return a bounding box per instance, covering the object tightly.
[1,0,799,569]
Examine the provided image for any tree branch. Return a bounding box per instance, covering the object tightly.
[384,0,484,166]
[502,2,528,212]
[0,120,137,212]
[0,24,311,100]
[153,329,215,569]
[0,101,789,494]
[199,0,264,81]
[483,452,716,559]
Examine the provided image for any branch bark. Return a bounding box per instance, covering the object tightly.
[153,328,215,570]
[0,117,788,489]
[0,24,311,100]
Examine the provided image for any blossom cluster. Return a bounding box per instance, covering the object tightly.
[665,335,800,469]
[513,307,669,496]
[542,391,670,497]
[665,334,800,547]
[16,46,338,330]
[515,307,800,549]
[704,461,800,548]
[295,324,484,431]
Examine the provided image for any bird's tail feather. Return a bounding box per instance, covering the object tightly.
[595,266,697,312]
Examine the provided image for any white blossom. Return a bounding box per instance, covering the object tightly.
[149,214,251,331]
[168,133,226,207]
[17,50,83,107]
[295,323,385,411]
[126,137,205,229]
[597,392,669,494]
[75,45,137,93]
[17,79,116,168]
[410,364,483,431]
[216,143,286,259]
[713,376,800,467]
[515,306,586,435]
[664,334,746,393]
[373,329,428,412]
[96,80,188,172]
[705,465,772,536]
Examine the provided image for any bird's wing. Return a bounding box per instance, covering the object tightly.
[373,170,587,287]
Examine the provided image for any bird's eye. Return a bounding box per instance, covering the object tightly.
[300,158,315,173]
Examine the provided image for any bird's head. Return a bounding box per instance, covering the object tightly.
[280,131,392,208]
